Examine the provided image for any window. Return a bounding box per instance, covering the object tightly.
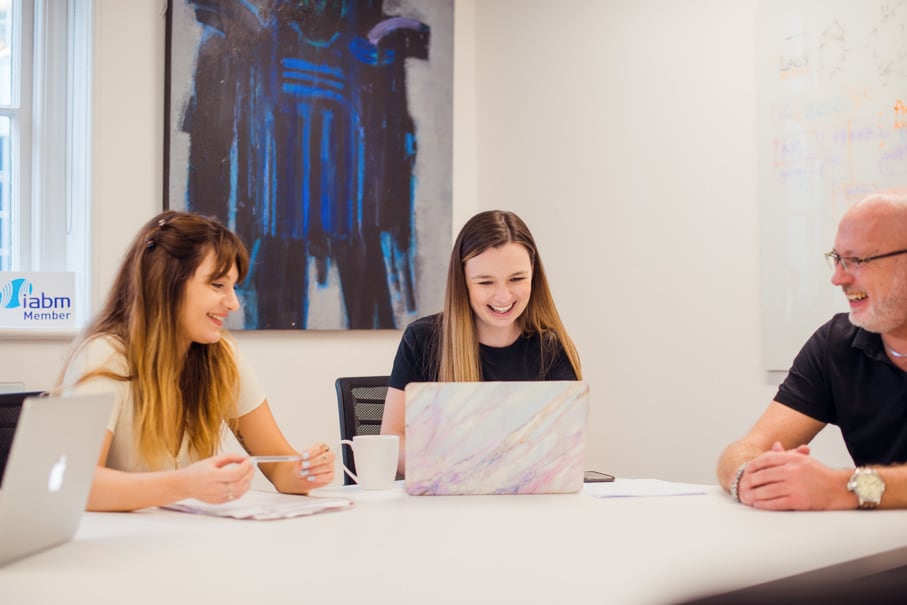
[0,0,24,272]
[0,0,91,326]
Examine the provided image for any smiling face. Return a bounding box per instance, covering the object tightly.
[178,249,240,350]
[463,242,533,346]
[831,200,907,338]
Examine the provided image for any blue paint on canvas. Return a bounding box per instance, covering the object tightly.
[179,0,432,329]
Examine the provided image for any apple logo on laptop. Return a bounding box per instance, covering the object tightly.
[47,454,67,492]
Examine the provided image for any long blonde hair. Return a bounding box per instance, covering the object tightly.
[438,210,582,381]
[60,211,249,469]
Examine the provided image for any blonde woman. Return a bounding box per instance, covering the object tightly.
[380,210,582,474]
[61,211,334,511]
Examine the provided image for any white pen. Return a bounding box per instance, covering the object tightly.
[249,455,302,464]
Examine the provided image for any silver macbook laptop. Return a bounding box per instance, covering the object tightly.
[0,392,113,566]
[404,381,589,496]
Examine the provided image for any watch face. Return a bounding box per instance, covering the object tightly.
[857,473,885,498]
[852,470,885,507]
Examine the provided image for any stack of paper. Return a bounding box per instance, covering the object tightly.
[584,478,708,498]
[163,490,353,520]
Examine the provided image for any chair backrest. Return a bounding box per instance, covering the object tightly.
[334,376,389,485]
[0,391,45,486]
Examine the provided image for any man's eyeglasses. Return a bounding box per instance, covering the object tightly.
[824,248,907,274]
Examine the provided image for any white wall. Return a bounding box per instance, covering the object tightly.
[0,0,851,485]
[472,0,850,480]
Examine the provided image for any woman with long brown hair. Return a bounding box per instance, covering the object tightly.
[380,210,582,474]
[60,210,334,511]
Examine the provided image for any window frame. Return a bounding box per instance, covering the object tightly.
[0,0,33,272]
[2,0,92,329]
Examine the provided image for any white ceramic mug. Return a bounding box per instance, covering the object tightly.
[338,435,399,490]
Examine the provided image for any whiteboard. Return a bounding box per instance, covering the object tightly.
[757,0,907,370]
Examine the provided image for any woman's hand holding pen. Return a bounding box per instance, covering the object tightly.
[248,443,335,494]
[181,453,254,504]
[295,443,335,491]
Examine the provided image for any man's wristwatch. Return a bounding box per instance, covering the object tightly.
[846,467,885,509]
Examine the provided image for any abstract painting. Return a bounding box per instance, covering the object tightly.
[165,0,453,329]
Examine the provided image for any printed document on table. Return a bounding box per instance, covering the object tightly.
[584,478,708,498]
[162,490,353,520]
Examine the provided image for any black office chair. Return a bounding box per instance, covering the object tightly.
[0,391,45,486]
[334,376,389,485]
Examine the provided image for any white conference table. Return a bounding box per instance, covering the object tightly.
[2,480,907,604]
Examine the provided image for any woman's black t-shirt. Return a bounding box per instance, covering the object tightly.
[388,314,577,390]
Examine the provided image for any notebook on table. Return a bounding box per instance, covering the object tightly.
[0,392,113,566]
[404,381,589,496]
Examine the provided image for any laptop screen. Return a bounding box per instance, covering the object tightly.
[0,391,44,488]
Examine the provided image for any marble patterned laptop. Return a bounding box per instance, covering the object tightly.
[404,381,589,495]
